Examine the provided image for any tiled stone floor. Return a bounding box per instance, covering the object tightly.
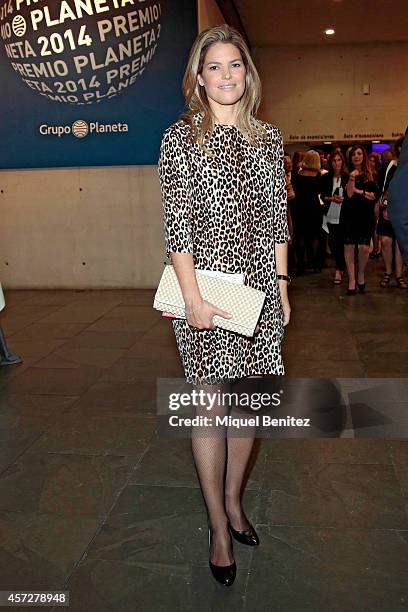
[0,258,407,611]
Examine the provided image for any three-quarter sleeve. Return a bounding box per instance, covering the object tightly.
[158,126,193,258]
[272,128,290,244]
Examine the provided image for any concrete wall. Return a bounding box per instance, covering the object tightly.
[254,43,408,144]
[0,166,162,288]
[0,0,224,290]
[198,0,225,31]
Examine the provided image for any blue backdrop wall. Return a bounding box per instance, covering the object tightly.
[0,0,197,168]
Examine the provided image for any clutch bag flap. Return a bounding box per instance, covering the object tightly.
[153,264,266,337]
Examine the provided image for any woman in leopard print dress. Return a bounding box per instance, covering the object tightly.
[158,25,290,587]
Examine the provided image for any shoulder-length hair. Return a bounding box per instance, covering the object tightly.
[349,144,373,181]
[301,150,321,172]
[179,25,266,151]
[328,150,348,176]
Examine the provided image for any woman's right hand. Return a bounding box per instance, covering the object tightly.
[186,299,232,330]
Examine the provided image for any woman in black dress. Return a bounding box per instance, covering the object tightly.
[340,145,379,294]
[292,150,322,273]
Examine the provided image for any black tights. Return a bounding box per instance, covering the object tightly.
[191,379,257,565]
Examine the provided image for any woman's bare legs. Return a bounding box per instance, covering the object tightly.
[344,244,356,289]
[395,242,405,279]
[357,244,370,284]
[381,236,393,275]
[225,376,259,531]
[191,383,233,566]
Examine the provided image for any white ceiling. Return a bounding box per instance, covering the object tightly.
[234,0,408,47]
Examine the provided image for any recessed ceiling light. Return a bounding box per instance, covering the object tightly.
[325,28,335,36]
[372,140,381,144]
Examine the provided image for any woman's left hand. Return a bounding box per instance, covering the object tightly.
[281,293,291,327]
[281,298,291,326]
[365,192,376,201]
[278,279,291,326]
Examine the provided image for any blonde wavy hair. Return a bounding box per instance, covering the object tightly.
[180,24,266,151]
[301,150,321,172]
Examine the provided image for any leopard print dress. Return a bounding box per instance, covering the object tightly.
[158,113,289,384]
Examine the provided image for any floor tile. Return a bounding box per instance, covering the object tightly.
[60,331,143,350]
[28,414,156,456]
[0,453,140,516]
[69,380,156,416]
[245,526,408,612]
[34,347,127,369]
[0,510,100,591]
[258,461,408,529]
[264,438,393,464]
[4,367,103,396]
[65,558,193,612]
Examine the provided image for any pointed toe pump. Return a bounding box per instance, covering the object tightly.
[208,529,236,587]
[228,521,260,547]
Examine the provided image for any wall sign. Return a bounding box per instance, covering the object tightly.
[0,0,197,168]
[287,130,404,143]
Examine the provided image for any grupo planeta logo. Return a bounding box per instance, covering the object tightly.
[71,118,89,137]
[1,0,162,105]
[39,119,129,137]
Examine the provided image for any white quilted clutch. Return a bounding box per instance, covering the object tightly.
[153,264,266,337]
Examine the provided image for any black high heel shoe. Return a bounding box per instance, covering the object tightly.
[347,286,357,295]
[228,521,260,547]
[357,282,366,293]
[208,529,236,587]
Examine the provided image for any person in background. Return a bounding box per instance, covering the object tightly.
[377,136,407,288]
[381,147,395,168]
[292,150,322,274]
[0,284,22,366]
[389,128,408,264]
[289,150,305,272]
[317,149,329,173]
[340,145,379,294]
[368,151,382,259]
[284,155,295,240]
[320,151,348,284]
[0,327,22,365]
[378,147,396,195]
[291,150,305,182]
[368,152,382,184]
[315,152,329,266]
[345,146,353,167]
[374,146,397,259]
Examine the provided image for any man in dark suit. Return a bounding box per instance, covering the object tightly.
[389,128,408,264]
